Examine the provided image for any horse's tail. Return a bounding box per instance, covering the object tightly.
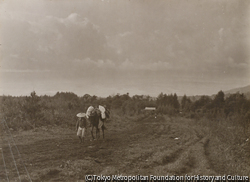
[101,124,107,130]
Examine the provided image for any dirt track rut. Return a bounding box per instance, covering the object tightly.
[1,115,219,181]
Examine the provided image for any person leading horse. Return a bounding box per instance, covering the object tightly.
[86,105,109,140]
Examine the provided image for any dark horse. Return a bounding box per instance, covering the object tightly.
[88,109,107,140]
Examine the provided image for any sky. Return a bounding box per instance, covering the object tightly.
[0,0,250,97]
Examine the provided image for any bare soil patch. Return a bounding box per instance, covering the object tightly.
[1,115,249,181]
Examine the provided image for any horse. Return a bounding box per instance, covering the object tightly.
[88,108,107,140]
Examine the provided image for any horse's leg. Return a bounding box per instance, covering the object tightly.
[78,136,82,143]
[101,122,105,139]
[91,126,95,140]
[95,127,97,140]
[96,126,100,140]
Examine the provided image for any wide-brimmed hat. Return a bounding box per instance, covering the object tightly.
[76,113,86,117]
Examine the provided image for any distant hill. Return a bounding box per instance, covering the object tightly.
[223,85,250,99]
[224,85,250,94]
[178,85,250,102]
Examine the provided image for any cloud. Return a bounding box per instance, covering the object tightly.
[45,13,90,27]
[119,31,133,37]
[74,58,116,69]
[218,28,224,39]
[1,0,249,97]
[66,13,79,22]
[0,69,51,73]
[2,12,112,71]
[227,57,249,69]
[120,59,172,71]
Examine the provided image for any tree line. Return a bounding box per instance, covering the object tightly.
[1,90,250,130]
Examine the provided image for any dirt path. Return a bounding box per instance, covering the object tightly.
[0,115,235,181]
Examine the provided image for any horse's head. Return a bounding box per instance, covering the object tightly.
[89,108,101,117]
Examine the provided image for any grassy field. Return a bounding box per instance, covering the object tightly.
[1,113,249,181]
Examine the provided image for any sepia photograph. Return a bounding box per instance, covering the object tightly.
[0,0,250,181]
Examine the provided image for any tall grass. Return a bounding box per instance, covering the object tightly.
[197,116,250,175]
